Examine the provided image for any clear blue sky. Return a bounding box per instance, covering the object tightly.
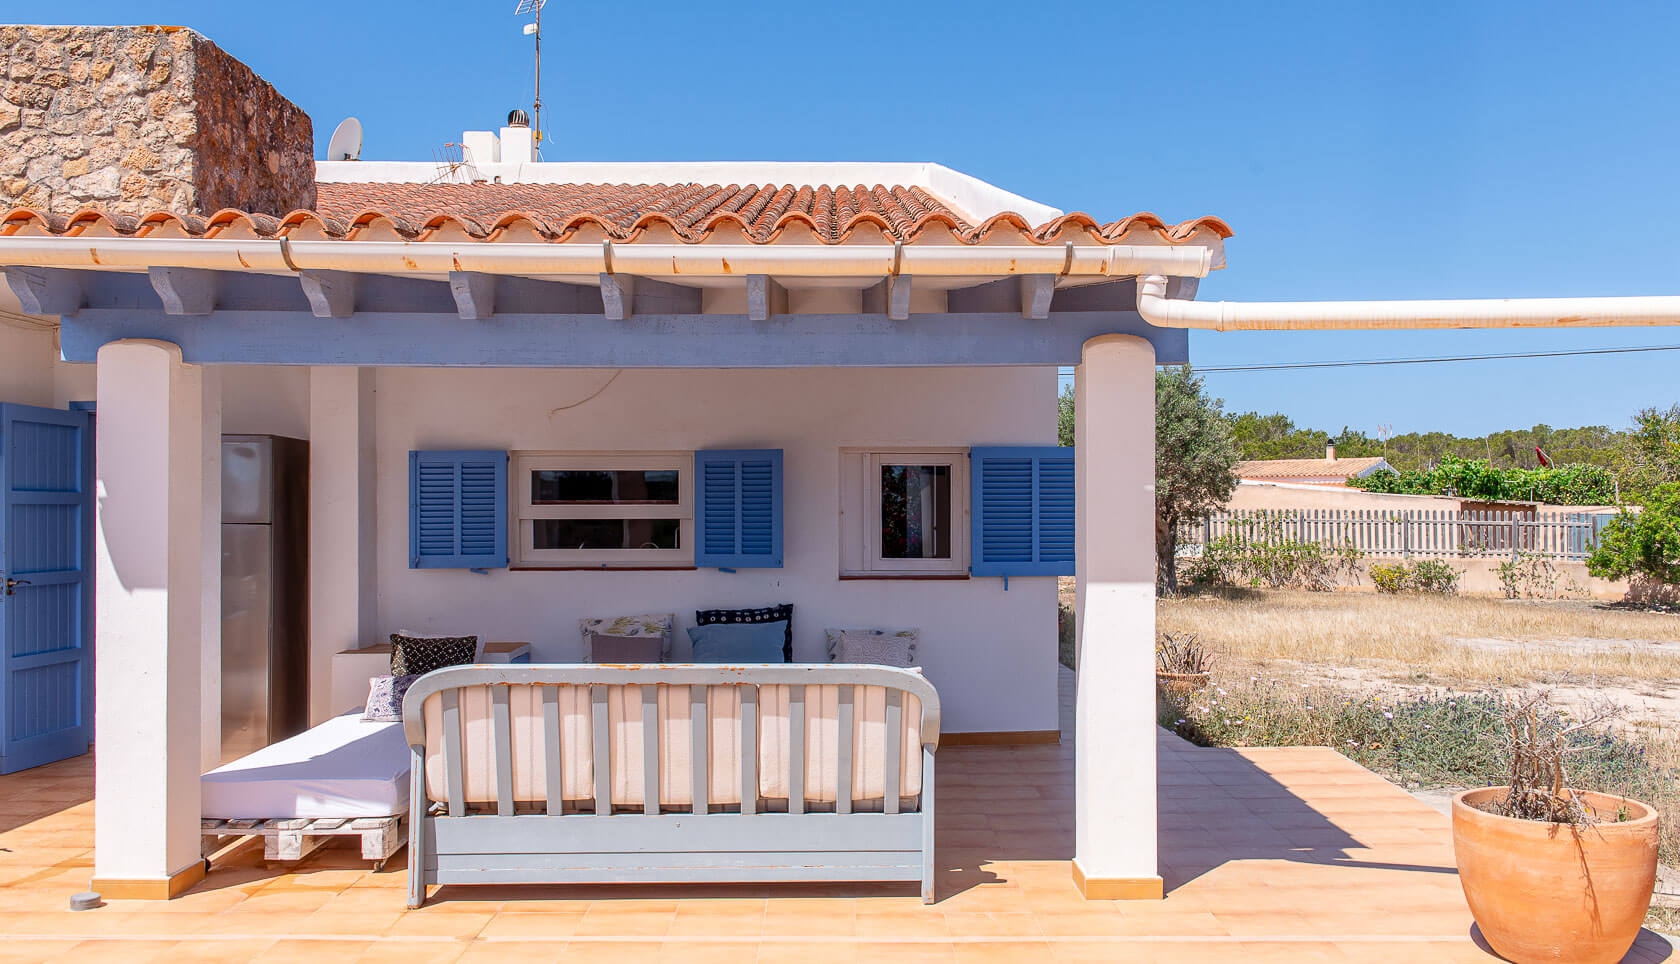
[54,1,1680,437]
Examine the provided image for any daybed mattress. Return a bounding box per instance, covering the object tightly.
[202,711,410,820]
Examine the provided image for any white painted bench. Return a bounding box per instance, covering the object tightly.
[402,664,941,907]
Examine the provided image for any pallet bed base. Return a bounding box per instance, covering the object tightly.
[201,814,406,869]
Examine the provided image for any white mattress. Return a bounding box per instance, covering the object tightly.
[202,711,410,819]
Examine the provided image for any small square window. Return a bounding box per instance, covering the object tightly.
[841,449,968,576]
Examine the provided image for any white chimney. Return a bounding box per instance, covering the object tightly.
[1326,440,1337,461]
[461,130,500,166]
[500,125,533,163]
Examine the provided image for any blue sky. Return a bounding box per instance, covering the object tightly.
[55,1,1680,436]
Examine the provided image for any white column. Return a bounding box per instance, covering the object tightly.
[308,366,378,723]
[1072,334,1161,899]
[92,339,209,899]
[199,368,222,771]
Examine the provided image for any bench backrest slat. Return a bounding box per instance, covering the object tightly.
[642,684,660,816]
[591,684,611,815]
[884,688,902,816]
[492,685,514,817]
[691,685,709,815]
[837,685,854,816]
[542,684,563,816]
[788,684,806,815]
[740,685,758,816]
[442,688,465,817]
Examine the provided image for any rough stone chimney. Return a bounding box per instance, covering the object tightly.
[0,25,315,218]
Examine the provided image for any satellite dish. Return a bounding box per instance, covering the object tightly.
[327,117,363,161]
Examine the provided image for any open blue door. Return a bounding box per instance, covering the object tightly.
[0,404,94,773]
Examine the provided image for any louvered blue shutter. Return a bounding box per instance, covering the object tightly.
[970,446,1075,577]
[409,450,508,570]
[694,449,783,569]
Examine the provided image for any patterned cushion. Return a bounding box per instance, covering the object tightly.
[824,627,919,662]
[688,622,789,663]
[695,604,793,662]
[389,633,478,676]
[362,674,420,722]
[833,630,916,668]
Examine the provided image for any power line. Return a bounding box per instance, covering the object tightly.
[1191,343,1680,373]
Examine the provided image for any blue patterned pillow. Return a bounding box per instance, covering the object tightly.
[695,604,793,661]
[363,674,420,722]
[687,622,788,663]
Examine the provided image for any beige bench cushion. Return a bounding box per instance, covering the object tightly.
[422,682,921,810]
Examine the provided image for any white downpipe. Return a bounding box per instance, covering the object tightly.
[0,236,1215,279]
[1135,274,1680,331]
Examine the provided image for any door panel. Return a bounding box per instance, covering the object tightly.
[1,403,93,774]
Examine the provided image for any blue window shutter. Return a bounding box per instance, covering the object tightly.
[694,449,783,568]
[970,446,1075,577]
[409,450,508,570]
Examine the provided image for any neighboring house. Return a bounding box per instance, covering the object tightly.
[1234,442,1393,486]
[0,27,1226,903]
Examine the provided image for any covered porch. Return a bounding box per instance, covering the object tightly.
[6,672,1653,961]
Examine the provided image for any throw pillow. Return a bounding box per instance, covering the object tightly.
[587,634,665,664]
[363,674,420,722]
[579,613,672,660]
[687,621,788,663]
[695,604,793,662]
[824,627,918,662]
[389,633,478,676]
[833,630,916,668]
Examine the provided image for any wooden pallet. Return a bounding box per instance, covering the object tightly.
[201,814,406,869]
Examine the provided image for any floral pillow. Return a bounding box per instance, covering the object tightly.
[579,614,673,661]
[363,674,419,723]
[825,627,918,662]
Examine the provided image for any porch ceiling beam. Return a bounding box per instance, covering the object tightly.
[3,265,85,316]
[449,271,497,320]
[746,275,788,322]
[147,266,219,316]
[59,308,1188,368]
[299,270,357,319]
[599,273,634,320]
[1021,275,1056,320]
[862,276,912,321]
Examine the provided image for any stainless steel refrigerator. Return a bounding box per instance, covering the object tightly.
[221,435,309,764]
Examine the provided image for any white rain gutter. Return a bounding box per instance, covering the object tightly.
[0,237,1215,279]
[1135,274,1680,331]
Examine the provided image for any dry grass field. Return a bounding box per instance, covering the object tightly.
[1158,589,1680,700]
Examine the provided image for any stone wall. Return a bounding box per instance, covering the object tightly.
[0,25,314,218]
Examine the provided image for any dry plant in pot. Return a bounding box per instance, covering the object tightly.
[1451,692,1659,964]
[1155,632,1213,698]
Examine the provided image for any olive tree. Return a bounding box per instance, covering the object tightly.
[1154,365,1240,593]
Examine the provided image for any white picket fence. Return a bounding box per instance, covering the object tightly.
[1181,508,1620,561]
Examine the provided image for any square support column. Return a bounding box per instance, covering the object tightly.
[199,368,222,771]
[308,366,377,723]
[1072,333,1161,899]
[92,339,210,899]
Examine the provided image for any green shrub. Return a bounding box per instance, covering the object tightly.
[1587,482,1680,587]
[1350,455,1619,505]
[1185,513,1363,591]
[1369,560,1461,594]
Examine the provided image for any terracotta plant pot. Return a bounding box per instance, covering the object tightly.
[1452,787,1659,964]
[1156,672,1210,699]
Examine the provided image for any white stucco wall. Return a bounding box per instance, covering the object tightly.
[370,366,1062,735]
[0,322,58,406]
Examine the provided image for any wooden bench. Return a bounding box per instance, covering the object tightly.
[402,664,941,907]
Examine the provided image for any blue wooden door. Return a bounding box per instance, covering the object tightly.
[0,404,94,773]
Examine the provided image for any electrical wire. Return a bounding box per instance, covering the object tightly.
[1058,343,1680,377]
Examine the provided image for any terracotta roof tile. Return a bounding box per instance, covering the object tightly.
[0,181,1232,245]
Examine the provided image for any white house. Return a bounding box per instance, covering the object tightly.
[6,24,1678,906]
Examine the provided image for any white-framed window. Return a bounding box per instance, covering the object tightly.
[840,448,968,576]
[511,452,693,567]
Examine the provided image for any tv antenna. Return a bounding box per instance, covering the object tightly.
[1377,423,1393,459]
[515,0,546,157]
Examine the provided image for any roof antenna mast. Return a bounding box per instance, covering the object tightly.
[515,0,546,157]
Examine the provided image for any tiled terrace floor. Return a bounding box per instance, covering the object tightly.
[0,693,1672,962]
